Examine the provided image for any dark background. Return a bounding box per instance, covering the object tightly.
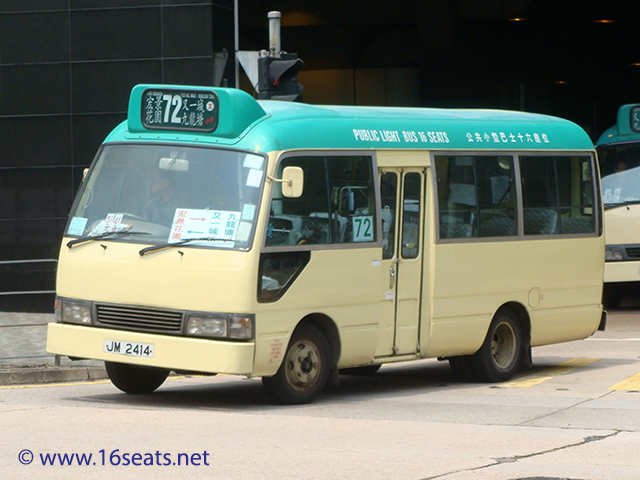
[0,0,638,311]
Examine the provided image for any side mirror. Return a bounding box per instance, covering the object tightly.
[159,157,189,171]
[281,166,304,198]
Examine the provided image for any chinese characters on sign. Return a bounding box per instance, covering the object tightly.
[465,131,550,144]
[169,209,242,244]
[142,89,218,132]
[630,106,640,133]
[91,213,129,235]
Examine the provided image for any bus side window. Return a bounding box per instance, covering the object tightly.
[401,173,421,258]
[435,156,475,239]
[520,155,595,235]
[520,156,559,235]
[475,156,516,237]
[380,172,397,259]
[267,155,376,246]
[436,155,516,239]
[258,251,310,302]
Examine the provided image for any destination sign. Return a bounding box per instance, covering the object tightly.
[142,89,218,132]
[630,106,640,133]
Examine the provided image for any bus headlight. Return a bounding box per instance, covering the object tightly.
[605,246,624,262]
[57,298,93,325]
[185,313,254,340]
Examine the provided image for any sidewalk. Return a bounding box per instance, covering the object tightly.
[0,311,107,386]
[0,364,107,386]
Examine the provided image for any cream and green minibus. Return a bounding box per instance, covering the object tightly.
[47,84,605,404]
[597,104,640,308]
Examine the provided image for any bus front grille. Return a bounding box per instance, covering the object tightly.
[625,247,640,259]
[95,304,183,334]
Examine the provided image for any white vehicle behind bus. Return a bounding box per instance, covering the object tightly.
[597,104,640,308]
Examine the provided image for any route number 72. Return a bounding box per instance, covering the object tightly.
[162,94,183,124]
[353,216,373,242]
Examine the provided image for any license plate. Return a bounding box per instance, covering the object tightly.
[104,340,155,358]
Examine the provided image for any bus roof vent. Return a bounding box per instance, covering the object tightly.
[127,84,268,139]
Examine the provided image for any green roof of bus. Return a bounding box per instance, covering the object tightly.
[106,84,594,152]
[596,103,640,147]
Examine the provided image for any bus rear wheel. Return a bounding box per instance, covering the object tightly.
[105,361,169,394]
[470,307,521,383]
[262,323,330,405]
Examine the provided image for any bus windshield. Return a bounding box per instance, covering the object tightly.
[598,143,640,206]
[66,144,266,251]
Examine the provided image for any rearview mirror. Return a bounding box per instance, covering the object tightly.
[281,166,304,198]
[159,157,189,171]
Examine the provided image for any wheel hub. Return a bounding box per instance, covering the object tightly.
[491,321,517,370]
[285,340,321,391]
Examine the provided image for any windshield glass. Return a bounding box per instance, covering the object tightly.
[67,144,266,250]
[598,143,640,205]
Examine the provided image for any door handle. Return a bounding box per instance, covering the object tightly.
[389,266,396,289]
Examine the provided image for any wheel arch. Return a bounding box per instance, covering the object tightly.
[499,301,531,363]
[501,301,530,338]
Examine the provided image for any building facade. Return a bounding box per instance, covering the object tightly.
[0,1,216,310]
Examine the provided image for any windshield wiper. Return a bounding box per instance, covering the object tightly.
[67,230,151,248]
[604,200,640,210]
[139,237,233,256]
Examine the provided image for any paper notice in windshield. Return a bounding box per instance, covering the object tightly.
[169,208,241,243]
[241,203,256,220]
[68,217,88,236]
[243,155,264,170]
[91,213,130,234]
[246,169,263,188]
[603,188,622,204]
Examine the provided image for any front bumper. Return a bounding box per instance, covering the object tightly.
[46,323,255,375]
[604,261,640,284]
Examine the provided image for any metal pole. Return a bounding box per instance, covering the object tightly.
[234,0,240,88]
[268,11,281,58]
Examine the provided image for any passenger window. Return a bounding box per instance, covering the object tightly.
[435,155,516,239]
[380,172,397,260]
[520,156,595,235]
[401,173,421,258]
[258,251,310,302]
[266,155,376,246]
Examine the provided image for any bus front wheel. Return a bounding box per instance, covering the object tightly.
[105,361,169,394]
[602,285,622,310]
[471,308,521,383]
[262,323,330,405]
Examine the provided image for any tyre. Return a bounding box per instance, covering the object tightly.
[339,364,381,376]
[262,323,331,405]
[470,307,521,383]
[105,361,169,394]
[602,285,622,310]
